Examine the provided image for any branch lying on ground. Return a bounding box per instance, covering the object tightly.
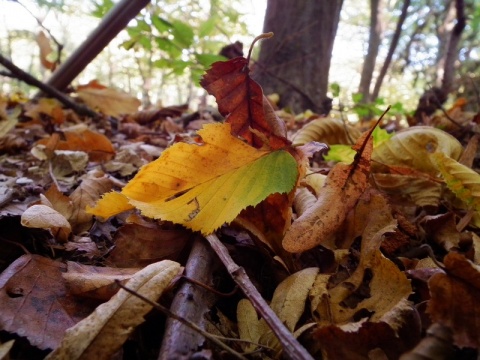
[205,233,314,360]
[0,53,100,119]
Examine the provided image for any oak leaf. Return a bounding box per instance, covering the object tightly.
[200,57,289,149]
[46,260,181,360]
[87,123,298,235]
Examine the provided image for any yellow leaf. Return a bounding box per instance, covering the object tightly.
[46,260,181,360]
[88,123,298,234]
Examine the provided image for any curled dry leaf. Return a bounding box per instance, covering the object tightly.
[283,126,374,252]
[292,117,361,146]
[372,126,463,175]
[427,252,480,348]
[0,339,14,359]
[35,31,56,71]
[46,260,182,360]
[21,204,71,243]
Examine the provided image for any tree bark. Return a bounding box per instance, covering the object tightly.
[357,0,385,103]
[371,0,411,101]
[253,0,344,115]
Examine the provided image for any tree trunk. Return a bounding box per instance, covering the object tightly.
[253,0,344,115]
[371,0,410,101]
[357,0,385,103]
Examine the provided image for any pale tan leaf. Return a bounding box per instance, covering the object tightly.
[36,31,55,70]
[237,299,268,353]
[372,126,463,176]
[76,84,141,117]
[292,118,361,146]
[46,260,182,360]
[21,204,71,242]
[0,340,14,359]
[270,267,319,331]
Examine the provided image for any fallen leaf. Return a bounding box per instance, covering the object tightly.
[201,57,289,149]
[21,204,71,243]
[35,127,115,162]
[108,221,191,267]
[0,339,14,359]
[36,31,56,71]
[63,262,139,301]
[75,81,141,117]
[237,267,319,354]
[283,125,374,252]
[427,252,480,348]
[292,117,361,147]
[88,123,298,235]
[46,260,181,360]
[24,98,64,124]
[311,301,420,360]
[0,255,97,350]
[372,126,463,176]
[68,173,113,234]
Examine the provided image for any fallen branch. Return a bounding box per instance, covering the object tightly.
[205,233,314,360]
[0,53,100,118]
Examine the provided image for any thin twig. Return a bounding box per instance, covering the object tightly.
[205,233,314,360]
[115,281,248,360]
[0,53,100,118]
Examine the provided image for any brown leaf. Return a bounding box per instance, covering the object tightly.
[35,31,56,71]
[108,220,191,267]
[283,127,374,252]
[75,81,141,117]
[46,260,181,360]
[35,127,115,162]
[311,302,420,360]
[0,255,97,350]
[427,252,480,348]
[63,262,139,301]
[200,57,289,149]
[68,173,113,234]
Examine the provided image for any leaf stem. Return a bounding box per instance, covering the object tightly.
[247,32,274,65]
[205,233,314,360]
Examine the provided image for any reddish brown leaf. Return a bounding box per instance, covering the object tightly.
[108,219,191,268]
[200,57,289,149]
[427,252,480,348]
[0,255,96,350]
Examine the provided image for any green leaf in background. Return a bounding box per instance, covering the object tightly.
[155,37,181,57]
[171,20,195,48]
[199,17,217,37]
[323,144,355,163]
[194,53,227,68]
[151,16,173,33]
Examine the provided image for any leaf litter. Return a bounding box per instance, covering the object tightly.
[1,42,480,360]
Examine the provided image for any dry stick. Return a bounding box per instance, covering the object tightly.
[205,233,314,360]
[0,54,99,118]
[116,281,248,360]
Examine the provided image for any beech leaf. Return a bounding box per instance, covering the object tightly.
[292,117,361,147]
[430,151,480,212]
[372,126,463,175]
[21,204,71,243]
[46,260,182,360]
[88,123,298,235]
[200,57,289,149]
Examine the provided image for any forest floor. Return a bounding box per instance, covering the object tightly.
[1,68,480,360]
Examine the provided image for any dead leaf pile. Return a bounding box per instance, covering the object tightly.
[1,50,480,360]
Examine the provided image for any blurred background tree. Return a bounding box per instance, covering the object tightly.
[1,0,479,116]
